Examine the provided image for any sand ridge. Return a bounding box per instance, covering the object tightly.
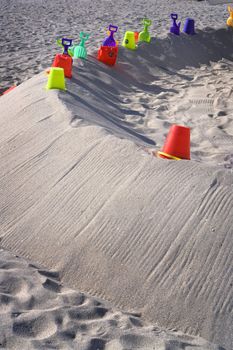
[0,45,233,348]
[0,1,233,349]
[61,28,233,167]
[1,249,223,349]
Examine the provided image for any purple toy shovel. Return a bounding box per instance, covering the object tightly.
[170,14,181,35]
[102,24,118,47]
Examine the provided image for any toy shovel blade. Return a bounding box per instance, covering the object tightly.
[139,31,150,42]
[103,24,118,46]
[102,37,114,46]
[74,45,87,59]
[74,32,89,59]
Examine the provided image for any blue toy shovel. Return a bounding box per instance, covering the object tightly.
[56,38,73,55]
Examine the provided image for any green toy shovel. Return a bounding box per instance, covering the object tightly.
[69,32,90,59]
[139,18,152,43]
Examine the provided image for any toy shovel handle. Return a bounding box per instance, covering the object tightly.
[171,13,178,20]
[62,38,73,47]
[80,32,90,41]
[142,18,152,26]
[109,24,118,33]
[56,39,63,47]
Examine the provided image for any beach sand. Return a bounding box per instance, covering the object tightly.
[0,249,222,349]
[0,0,233,349]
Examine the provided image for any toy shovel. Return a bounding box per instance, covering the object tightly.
[103,25,118,47]
[139,18,152,43]
[69,32,90,59]
[56,38,73,55]
[170,14,181,35]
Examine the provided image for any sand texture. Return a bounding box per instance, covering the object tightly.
[1,36,233,349]
[0,0,233,349]
[208,0,232,5]
[0,0,232,92]
[0,249,223,349]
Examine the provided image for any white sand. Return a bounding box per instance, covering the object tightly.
[0,249,222,349]
[0,0,233,349]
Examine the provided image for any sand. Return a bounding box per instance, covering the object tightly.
[0,249,223,349]
[0,0,233,349]
[208,1,232,5]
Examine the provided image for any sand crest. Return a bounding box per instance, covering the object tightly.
[0,38,233,349]
[0,1,233,349]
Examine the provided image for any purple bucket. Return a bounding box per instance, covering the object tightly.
[183,18,195,35]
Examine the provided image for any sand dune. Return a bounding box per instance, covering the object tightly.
[62,28,233,166]
[0,249,222,349]
[1,0,233,349]
[0,26,233,349]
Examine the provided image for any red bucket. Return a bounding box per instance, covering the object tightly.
[97,46,118,66]
[52,53,73,78]
[2,85,16,95]
[134,32,139,43]
[158,125,190,160]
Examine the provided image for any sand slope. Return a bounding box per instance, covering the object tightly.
[0,27,233,349]
[0,249,223,349]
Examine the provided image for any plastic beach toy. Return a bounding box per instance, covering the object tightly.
[157,125,190,160]
[97,46,118,66]
[57,38,73,55]
[2,85,16,95]
[103,25,118,46]
[52,53,73,78]
[139,18,152,43]
[183,18,195,35]
[122,31,137,50]
[134,32,139,43]
[53,38,73,78]
[227,6,233,27]
[170,14,181,35]
[46,67,66,90]
[69,32,90,59]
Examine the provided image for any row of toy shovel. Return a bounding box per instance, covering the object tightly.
[97,20,151,64]
[46,20,148,79]
[2,15,196,95]
[50,14,196,74]
[98,16,196,66]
